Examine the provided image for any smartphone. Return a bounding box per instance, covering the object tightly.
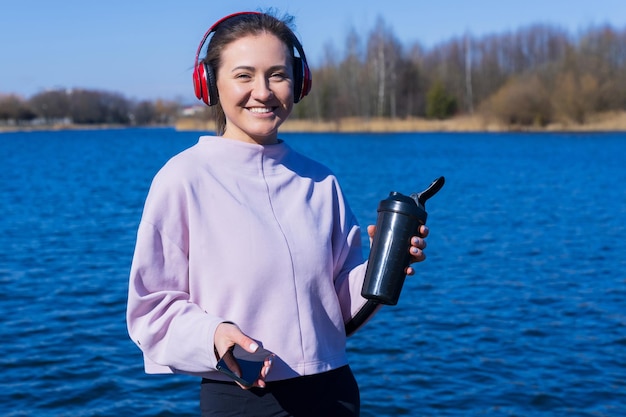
[216,345,272,388]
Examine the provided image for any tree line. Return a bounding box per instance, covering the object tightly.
[296,19,626,126]
[0,89,179,127]
[1,20,625,128]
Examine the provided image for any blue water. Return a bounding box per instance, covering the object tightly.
[1,128,625,416]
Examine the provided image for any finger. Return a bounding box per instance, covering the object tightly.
[408,241,427,263]
[254,355,275,389]
[419,225,429,237]
[367,225,376,246]
[239,339,259,353]
[409,249,426,263]
[410,244,426,257]
[262,355,274,378]
[226,327,259,354]
[411,236,427,249]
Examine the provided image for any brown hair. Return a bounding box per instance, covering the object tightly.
[202,11,298,135]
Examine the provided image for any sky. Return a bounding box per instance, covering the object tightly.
[1,0,624,103]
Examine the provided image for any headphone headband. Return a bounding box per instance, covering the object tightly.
[192,11,312,106]
[193,12,260,75]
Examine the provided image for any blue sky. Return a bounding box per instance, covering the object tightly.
[1,0,624,102]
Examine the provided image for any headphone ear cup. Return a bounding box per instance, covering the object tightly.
[292,56,312,103]
[301,60,312,99]
[193,62,218,106]
[293,57,303,103]
[193,63,211,105]
[205,63,219,106]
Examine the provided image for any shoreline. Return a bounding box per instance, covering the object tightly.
[176,111,626,133]
[2,111,626,134]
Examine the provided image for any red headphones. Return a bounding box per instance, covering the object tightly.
[192,11,312,106]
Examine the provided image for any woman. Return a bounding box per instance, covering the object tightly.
[126,11,429,416]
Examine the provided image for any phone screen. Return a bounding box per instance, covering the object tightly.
[216,345,271,388]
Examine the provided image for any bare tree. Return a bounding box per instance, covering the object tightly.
[29,89,71,123]
[0,94,36,124]
[341,28,367,117]
[366,16,402,118]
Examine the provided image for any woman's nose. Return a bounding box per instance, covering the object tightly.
[250,78,273,101]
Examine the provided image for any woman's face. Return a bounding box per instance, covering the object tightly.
[216,32,294,145]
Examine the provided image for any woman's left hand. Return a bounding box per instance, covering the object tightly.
[367,224,429,275]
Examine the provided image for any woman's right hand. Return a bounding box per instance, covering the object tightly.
[214,322,273,388]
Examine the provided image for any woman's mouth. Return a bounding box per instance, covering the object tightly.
[247,107,274,114]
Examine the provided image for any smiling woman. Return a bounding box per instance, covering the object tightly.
[126,11,429,417]
[193,11,312,141]
[214,32,294,144]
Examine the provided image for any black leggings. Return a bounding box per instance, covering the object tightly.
[200,365,360,417]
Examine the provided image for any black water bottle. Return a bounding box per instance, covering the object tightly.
[361,176,445,305]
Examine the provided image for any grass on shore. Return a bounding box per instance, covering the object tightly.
[176,111,626,133]
[2,111,626,134]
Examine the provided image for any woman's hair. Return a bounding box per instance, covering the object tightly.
[202,11,298,135]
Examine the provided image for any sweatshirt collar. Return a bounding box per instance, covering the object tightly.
[197,135,289,175]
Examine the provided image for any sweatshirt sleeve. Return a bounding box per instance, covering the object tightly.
[126,170,224,374]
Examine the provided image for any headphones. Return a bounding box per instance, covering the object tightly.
[192,11,312,106]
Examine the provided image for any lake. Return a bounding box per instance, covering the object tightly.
[1,128,625,416]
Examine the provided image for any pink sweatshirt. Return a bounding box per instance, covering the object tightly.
[126,135,372,381]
